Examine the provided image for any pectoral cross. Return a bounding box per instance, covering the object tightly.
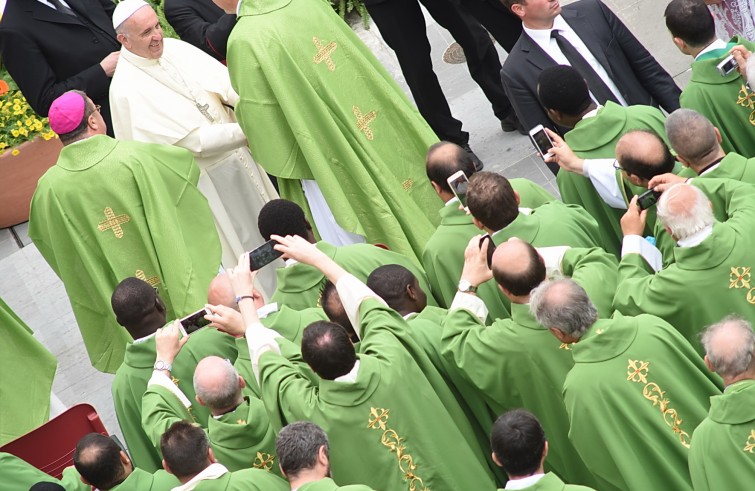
[97,207,131,238]
[353,105,377,141]
[196,102,214,123]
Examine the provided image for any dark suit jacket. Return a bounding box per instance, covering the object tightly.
[164,0,235,62]
[0,0,119,129]
[501,0,681,133]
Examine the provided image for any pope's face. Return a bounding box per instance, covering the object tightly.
[120,6,164,59]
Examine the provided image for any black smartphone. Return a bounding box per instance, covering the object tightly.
[180,308,210,334]
[447,170,469,207]
[249,240,283,271]
[637,189,662,210]
[479,234,496,269]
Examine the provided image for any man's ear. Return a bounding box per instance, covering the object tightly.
[491,452,503,468]
[676,155,692,169]
[196,394,206,407]
[430,181,443,195]
[472,216,485,231]
[304,219,313,231]
[317,445,329,466]
[713,127,723,145]
[238,375,246,390]
[510,3,526,18]
[163,459,174,475]
[626,173,643,187]
[671,36,686,53]
[208,448,218,464]
[704,355,715,373]
[549,327,566,343]
[546,108,563,124]
[406,283,418,301]
[514,190,521,206]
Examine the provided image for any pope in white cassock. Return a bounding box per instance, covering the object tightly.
[108,0,279,296]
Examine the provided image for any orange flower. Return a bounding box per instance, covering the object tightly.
[0,80,8,97]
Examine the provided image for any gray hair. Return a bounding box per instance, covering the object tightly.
[657,183,714,240]
[529,279,597,338]
[700,315,755,379]
[193,358,240,411]
[665,109,719,167]
[276,421,329,478]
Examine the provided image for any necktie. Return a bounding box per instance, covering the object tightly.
[49,0,77,18]
[550,30,619,105]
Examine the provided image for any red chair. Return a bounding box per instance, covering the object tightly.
[0,403,108,479]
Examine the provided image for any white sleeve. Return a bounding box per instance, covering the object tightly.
[582,159,628,209]
[147,371,192,408]
[450,292,488,323]
[335,274,388,339]
[536,246,571,277]
[244,323,283,384]
[175,123,248,158]
[621,235,663,272]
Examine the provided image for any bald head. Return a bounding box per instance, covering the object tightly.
[615,130,675,182]
[665,109,721,170]
[207,273,264,311]
[425,141,476,196]
[193,356,243,413]
[657,183,714,240]
[530,279,597,338]
[491,239,546,299]
[701,316,755,382]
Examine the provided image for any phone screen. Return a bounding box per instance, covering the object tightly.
[180,308,210,334]
[531,129,553,158]
[448,173,469,207]
[249,240,283,271]
[637,189,661,210]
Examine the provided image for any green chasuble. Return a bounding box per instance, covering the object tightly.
[228,0,443,265]
[0,453,89,491]
[0,298,56,445]
[564,314,722,491]
[614,178,755,351]
[498,473,596,491]
[271,241,436,311]
[441,247,617,488]
[299,477,376,490]
[557,102,668,255]
[141,385,280,476]
[422,178,555,321]
[681,37,755,158]
[28,135,221,373]
[688,379,755,491]
[112,328,237,472]
[191,468,290,491]
[258,300,497,490]
[112,467,180,491]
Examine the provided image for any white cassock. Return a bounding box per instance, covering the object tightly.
[109,38,279,297]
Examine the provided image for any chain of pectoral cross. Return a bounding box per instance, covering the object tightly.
[156,58,217,123]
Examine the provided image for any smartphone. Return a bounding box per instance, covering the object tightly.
[637,189,662,210]
[249,240,283,271]
[717,55,738,76]
[479,234,496,269]
[447,170,469,207]
[180,308,211,334]
[529,125,554,160]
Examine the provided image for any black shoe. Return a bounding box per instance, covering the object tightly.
[461,143,484,172]
[500,111,526,135]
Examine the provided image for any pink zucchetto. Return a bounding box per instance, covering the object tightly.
[48,92,87,135]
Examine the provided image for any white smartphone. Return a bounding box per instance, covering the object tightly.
[717,55,738,76]
[529,124,554,160]
[446,170,469,207]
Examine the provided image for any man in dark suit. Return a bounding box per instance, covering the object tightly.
[164,0,235,62]
[458,0,523,51]
[501,0,681,143]
[0,0,119,135]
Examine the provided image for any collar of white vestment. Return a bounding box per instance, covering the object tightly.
[257,302,279,319]
[119,43,160,67]
[172,463,229,491]
[677,224,714,248]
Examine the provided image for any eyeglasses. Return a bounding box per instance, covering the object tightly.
[612,160,624,171]
[94,104,102,113]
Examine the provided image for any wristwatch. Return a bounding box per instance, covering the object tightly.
[154,360,173,372]
[458,279,478,294]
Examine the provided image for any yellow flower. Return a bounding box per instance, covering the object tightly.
[0,142,6,150]
[11,129,19,137]
[19,127,28,137]
[25,119,32,127]
[34,122,43,131]
[11,148,19,156]
[12,98,20,105]
[16,120,22,127]
[12,104,20,111]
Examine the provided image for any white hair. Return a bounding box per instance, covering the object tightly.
[193,357,239,410]
[529,279,597,338]
[656,183,714,240]
[700,316,755,379]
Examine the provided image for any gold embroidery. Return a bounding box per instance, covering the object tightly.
[313,37,337,71]
[736,84,755,126]
[97,207,131,238]
[747,288,755,305]
[135,269,161,287]
[596,328,604,335]
[252,452,275,471]
[353,105,377,140]
[171,376,180,386]
[236,419,247,425]
[367,407,428,491]
[402,179,414,191]
[186,406,197,423]
[559,343,572,351]
[729,267,752,289]
[745,430,755,453]
[627,360,650,383]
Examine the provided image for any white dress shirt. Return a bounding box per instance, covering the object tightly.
[695,39,728,61]
[505,473,546,489]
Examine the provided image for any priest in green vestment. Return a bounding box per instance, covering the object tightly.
[0,453,89,491]
[111,279,238,472]
[72,433,179,491]
[257,200,436,311]
[531,279,723,491]
[490,410,596,491]
[28,91,222,373]
[221,241,498,490]
[422,141,554,321]
[0,298,57,446]
[688,316,755,491]
[223,0,443,264]
[614,178,755,351]
[665,0,755,158]
[442,239,617,488]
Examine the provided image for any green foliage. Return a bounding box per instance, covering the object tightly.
[330,0,371,29]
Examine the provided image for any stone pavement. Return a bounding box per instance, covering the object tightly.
[0,0,690,444]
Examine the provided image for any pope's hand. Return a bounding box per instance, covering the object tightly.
[620,196,648,237]
[205,304,245,337]
[460,235,493,288]
[155,320,188,365]
[271,234,327,266]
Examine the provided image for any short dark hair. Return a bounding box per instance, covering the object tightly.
[257,199,309,241]
[276,421,330,478]
[29,483,66,491]
[111,277,157,335]
[664,0,715,47]
[467,172,519,231]
[160,421,211,481]
[537,66,592,116]
[618,130,676,181]
[320,281,357,340]
[425,141,476,193]
[491,409,546,477]
[73,433,126,490]
[301,321,357,380]
[58,90,95,145]
[501,0,526,11]
[492,242,546,296]
[366,264,416,312]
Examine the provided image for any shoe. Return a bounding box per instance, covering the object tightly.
[500,111,527,135]
[462,143,484,172]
